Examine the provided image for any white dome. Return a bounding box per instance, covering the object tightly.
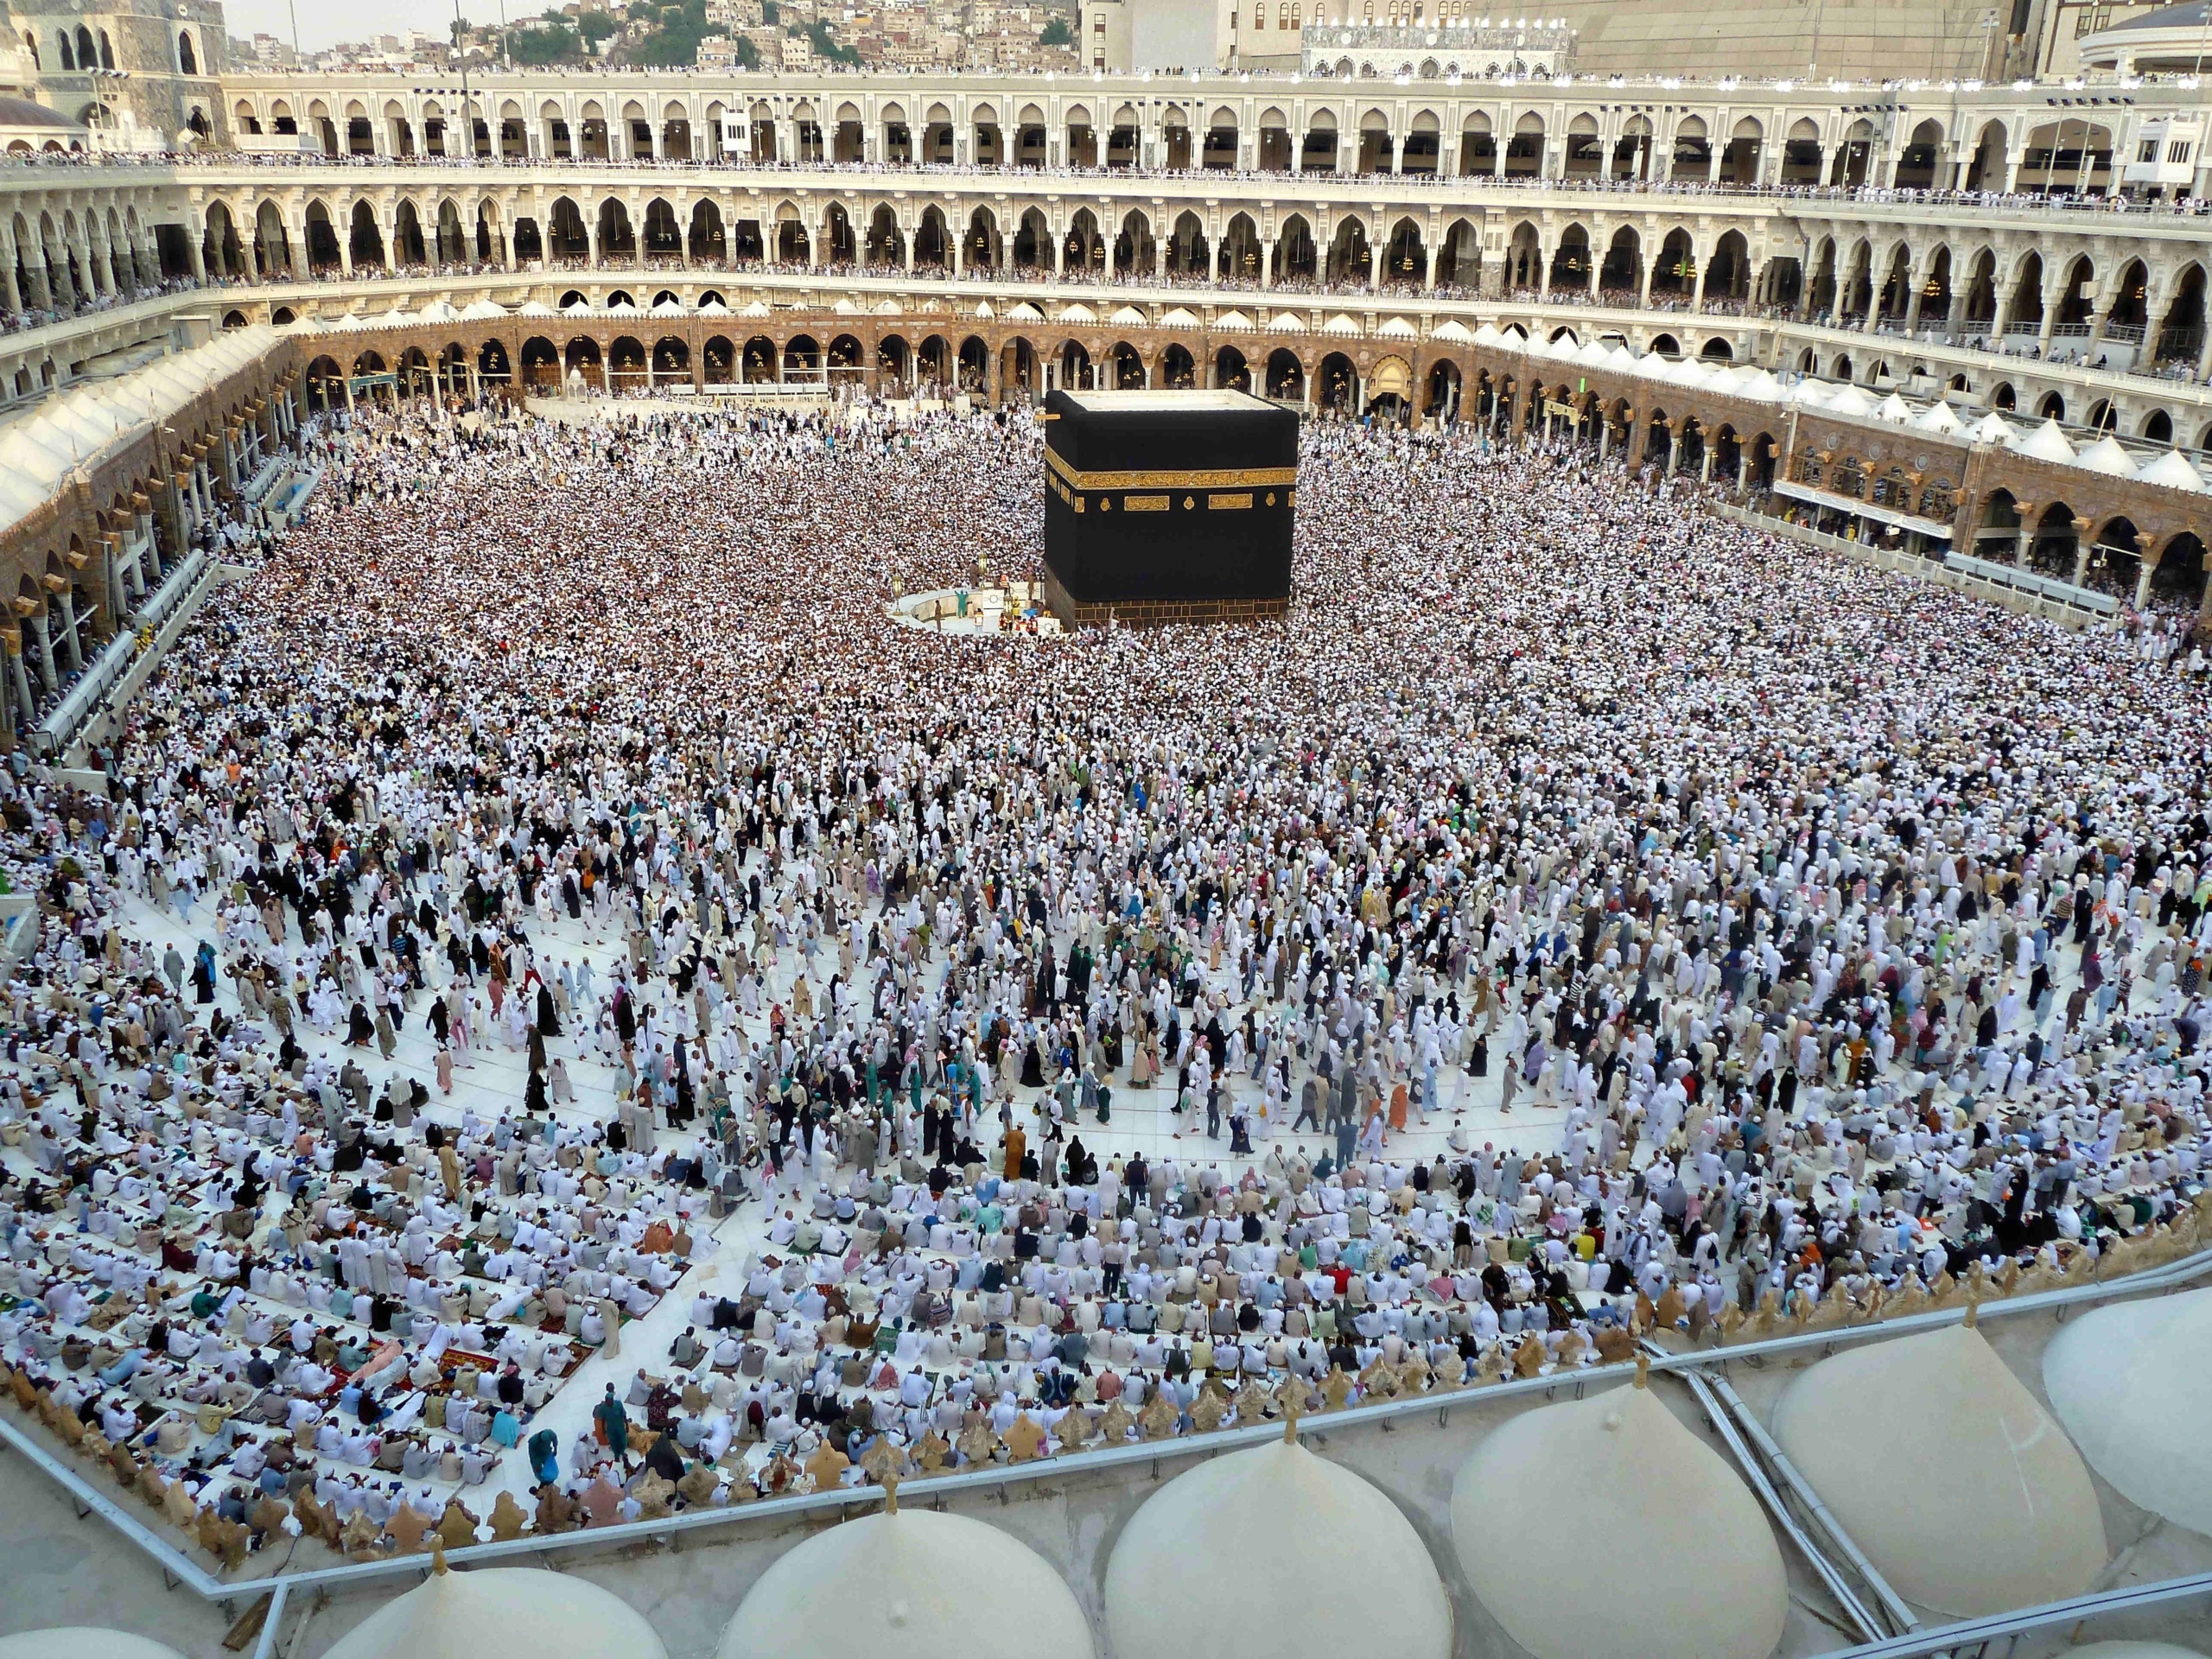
[720,1506,1090,1659]
[321,1565,666,1659]
[1772,1325,2107,1618]
[0,1632,184,1659]
[1105,1438,1451,1659]
[1452,1380,1787,1659]
[2044,1287,2212,1535]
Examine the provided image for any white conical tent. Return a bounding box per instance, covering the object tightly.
[720,1504,1090,1659]
[2011,417,2078,463]
[2073,434,2139,477]
[1771,1325,2107,1618]
[1105,1437,1451,1659]
[0,1632,184,1659]
[321,1564,666,1659]
[1452,1378,1787,1659]
[2139,448,2207,492]
[2044,1286,2212,1535]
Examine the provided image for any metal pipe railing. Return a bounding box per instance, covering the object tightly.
[1700,1369,1923,1637]
[1670,1363,1889,1644]
[5,1230,2208,1630]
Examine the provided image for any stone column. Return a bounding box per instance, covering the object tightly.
[0,224,22,314]
[2133,531,2159,609]
[55,587,83,670]
[2010,499,2035,567]
[29,612,55,697]
[92,219,118,295]
[5,631,29,741]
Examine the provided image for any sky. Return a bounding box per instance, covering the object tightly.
[221,0,524,53]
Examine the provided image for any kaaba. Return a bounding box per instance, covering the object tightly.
[1040,388,1298,626]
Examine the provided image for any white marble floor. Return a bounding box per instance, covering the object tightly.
[82,869,1567,1524]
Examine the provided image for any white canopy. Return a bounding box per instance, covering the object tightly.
[459,299,507,321]
[2073,434,2139,477]
[1159,306,1201,328]
[0,326,280,544]
[1109,305,1147,327]
[1105,1438,1451,1659]
[0,1632,184,1659]
[1911,400,1966,435]
[2138,448,2206,492]
[2044,1286,2212,1535]
[1732,367,1782,400]
[2010,416,2078,463]
[720,1507,1090,1659]
[321,1565,666,1659]
[416,299,462,324]
[1966,410,2017,444]
[1872,391,1915,423]
[1453,1379,1787,1659]
[1431,318,1472,343]
[1005,301,1045,322]
[1822,383,1875,416]
[1058,302,1098,323]
[1772,1325,2107,1618]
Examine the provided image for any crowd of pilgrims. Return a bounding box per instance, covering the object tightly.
[0,391,2208,1563]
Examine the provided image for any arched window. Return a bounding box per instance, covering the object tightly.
[98,30,113,67]
[23,30,38,68]
[74,27,94,72]
[57,29,74,71]
[177,29,198,74]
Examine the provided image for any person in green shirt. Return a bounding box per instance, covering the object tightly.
[594,1383,630,1469]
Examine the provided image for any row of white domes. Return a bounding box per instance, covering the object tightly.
[8,1286,2205,1659]
[1497,323,2212,489]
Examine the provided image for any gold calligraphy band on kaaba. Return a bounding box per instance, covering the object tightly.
[1046,448,1299,492]
[1122,494,1170,512]
[1207,493,1253,511]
